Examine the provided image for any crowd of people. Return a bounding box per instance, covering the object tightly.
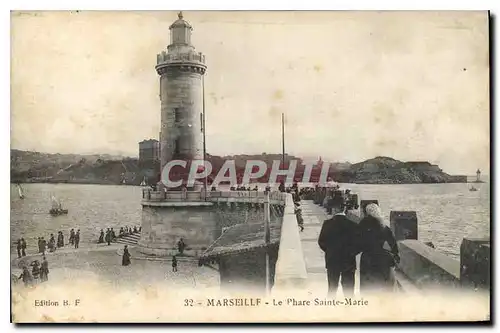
[15,229,82,258]
[13,224,185,287]
[16,256,50,286]
[98,226,141,245]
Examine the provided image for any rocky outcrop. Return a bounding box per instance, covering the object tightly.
[333,156,461,184]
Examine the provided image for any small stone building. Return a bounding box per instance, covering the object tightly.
[199,221,282,293]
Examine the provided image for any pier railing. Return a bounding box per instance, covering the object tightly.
[141,189,287,204]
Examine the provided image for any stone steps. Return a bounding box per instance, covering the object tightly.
[114,233,141,245]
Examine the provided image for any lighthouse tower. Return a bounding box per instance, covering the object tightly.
[476,169,481,182]
[139,13,216,257]
[156,12,207,188]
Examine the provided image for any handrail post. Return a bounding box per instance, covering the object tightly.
[264,191,271,295]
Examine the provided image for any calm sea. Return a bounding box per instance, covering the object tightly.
[10,181,490,260]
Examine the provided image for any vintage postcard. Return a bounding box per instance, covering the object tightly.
[10,10,490,323]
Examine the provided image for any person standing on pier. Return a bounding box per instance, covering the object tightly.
[358,203,399,294]
[69,229,75,246]
[105,228,111,245]
[37,237,42,254]
[16,239,22,258]
[40,256,49,282]
[31,260,41,284]
[57,231,64,248]
[318,204,360,297]
[40,237,47,255]
[48,234,56,252]
[21,238,27,257]
[122,245,131,266]
[19,266,32,287]
[111,228,116,241]
[172,255,178,272]
[278,181,285,193]
[177,238,186,255]
[98,229,104,243]
[74,230,80,249]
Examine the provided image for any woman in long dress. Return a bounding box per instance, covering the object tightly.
[122,245,131,266]
[358,203,400,294]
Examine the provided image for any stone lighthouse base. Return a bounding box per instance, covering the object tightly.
[138,201,218,257]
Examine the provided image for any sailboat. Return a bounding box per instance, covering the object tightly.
[17,184,24,199]
[140,177,147,186]
[469,186,478,192]
[49,195,68,216]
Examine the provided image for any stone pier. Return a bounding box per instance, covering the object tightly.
[140,190,287,257]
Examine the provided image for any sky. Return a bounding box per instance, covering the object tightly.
[10,11,490,174]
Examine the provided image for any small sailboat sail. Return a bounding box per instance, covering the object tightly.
[17,184,24,199]
[50,195,68,215]
[140,177,147,186]
[51,196,60,210]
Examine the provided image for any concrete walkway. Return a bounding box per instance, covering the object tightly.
[299,200,360,297]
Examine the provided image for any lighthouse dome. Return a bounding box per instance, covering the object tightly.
[169,12,192,30]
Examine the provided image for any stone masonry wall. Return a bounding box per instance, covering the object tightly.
[139,205,217,255]
[160,70,203,170]
[139,202,285,256]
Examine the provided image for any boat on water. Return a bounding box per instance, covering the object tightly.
[469,186,478,192]
[49,196,68,216]
[140,177,147,186]
[17,184,24,199]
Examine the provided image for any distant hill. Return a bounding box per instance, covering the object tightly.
[10,149,137,184]
[10,150,467,185]
[333,156,465,184]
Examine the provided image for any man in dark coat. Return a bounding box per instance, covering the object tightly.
[69,229,75,245]
[74,230,80,249]
[40,237,47,255]
[40,256,49,282]
[172,255,178,272]
[16,239,22,258]
[21,238,27,257]
[57,231,64,248]
[318,204,360,297]
[105,228,111,246]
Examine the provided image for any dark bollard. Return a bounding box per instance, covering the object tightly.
[460,237,490,289]
[360,200,379,218]
[390,211,418,241]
